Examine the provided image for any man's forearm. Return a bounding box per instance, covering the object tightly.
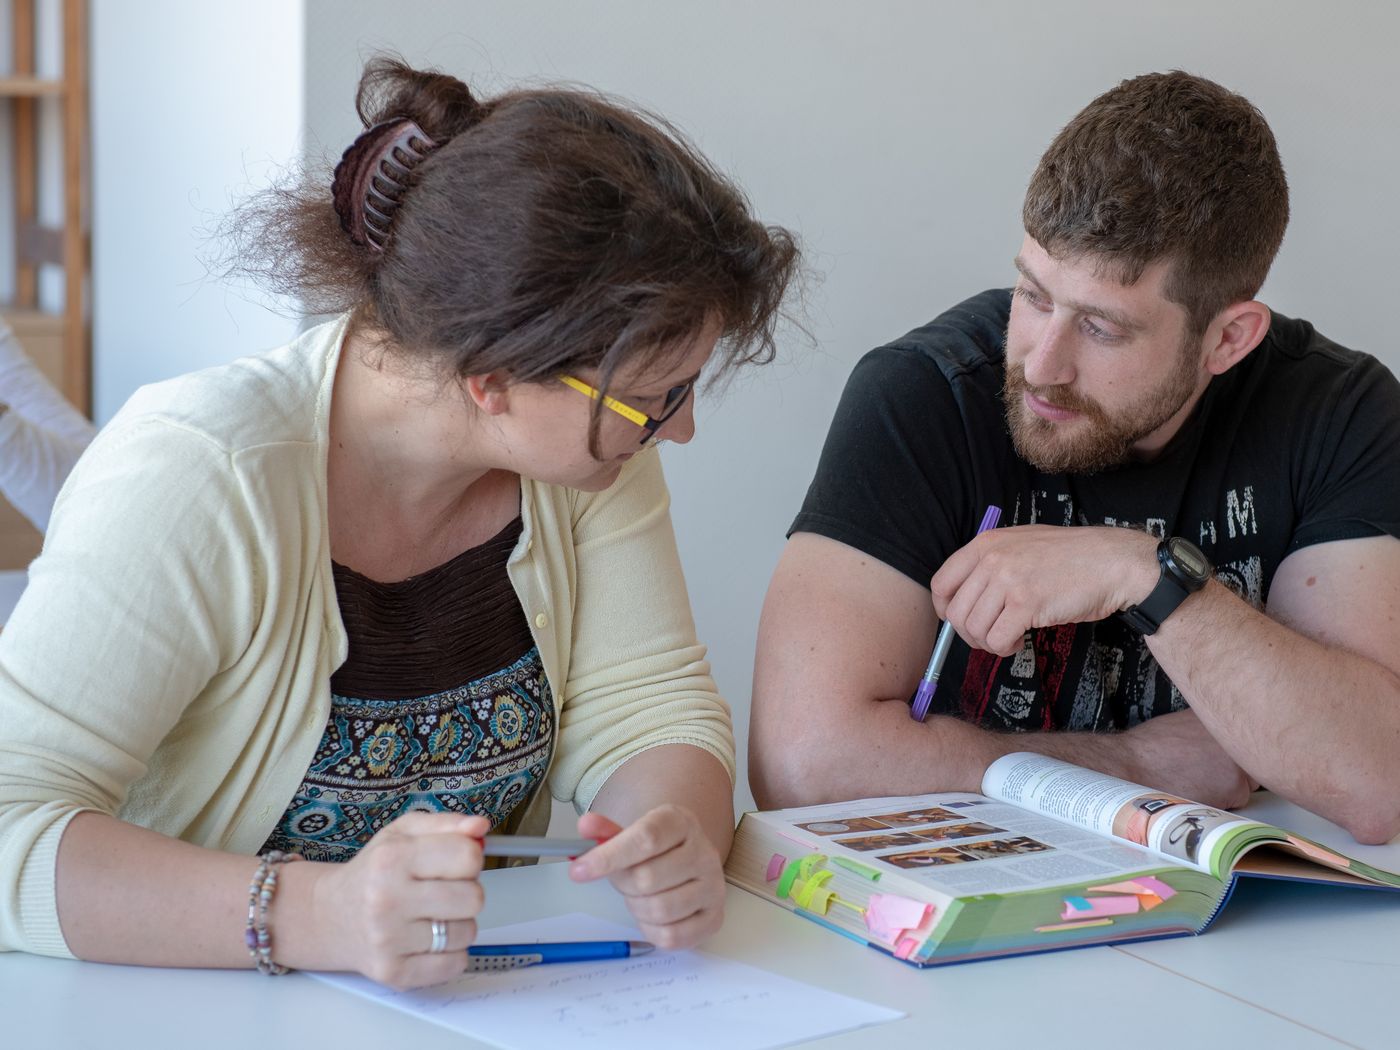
[751,695,1162,811]
[1149,580,1400,842]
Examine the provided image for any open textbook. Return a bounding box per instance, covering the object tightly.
[724,753,1400,967]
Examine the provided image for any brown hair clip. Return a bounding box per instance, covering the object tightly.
[331,118,439,251]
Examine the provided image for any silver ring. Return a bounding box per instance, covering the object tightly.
[429,919,449,954]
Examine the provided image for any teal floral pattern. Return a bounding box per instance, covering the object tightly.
[262,647,553,862]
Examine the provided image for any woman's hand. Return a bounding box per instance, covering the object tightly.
[569,805,726,950]
[309,812,489,989]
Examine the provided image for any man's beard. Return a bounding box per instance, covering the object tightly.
[1003,341,1200,475]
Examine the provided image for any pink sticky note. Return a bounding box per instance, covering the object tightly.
[1086,880,1152,895]
[864,894,931,940]
[893,936,921,960]
[1088,877,1177,901]
[1061,895,1142,921]
[765,854,787,883]
[1130,876,1177,900]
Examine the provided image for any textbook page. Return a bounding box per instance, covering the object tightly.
[312,912,902,1050]
[755,791,1182,896]
[982,752,1268,874]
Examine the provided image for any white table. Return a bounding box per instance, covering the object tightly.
[3,834,1397,1050]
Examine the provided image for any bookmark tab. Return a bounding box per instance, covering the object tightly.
[776,859,806,901]
[864,894,932,941]
[1060,895,1140,921]
[893,936,921,960]
[831,856,883,881]
[794,870,836,912]
[828,895,867,918]
[1126,876,1176,900]
[766,854,787,883]
[797,855,827,879]
[1085,876,1177,900]
[1035,918,1115,933]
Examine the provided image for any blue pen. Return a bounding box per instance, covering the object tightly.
[465,939,654,971]
[910,505,1002,722]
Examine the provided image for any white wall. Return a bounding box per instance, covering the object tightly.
[89,2,1400,815]
[90,0,306,421]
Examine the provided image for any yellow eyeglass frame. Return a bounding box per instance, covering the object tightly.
[558,375,651,428]
[558,374,694,444]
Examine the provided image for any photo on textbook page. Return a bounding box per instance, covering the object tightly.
[909,821,1005,843]
[835,832,931,852]
[883,847,972,869]
[866,807,964,827]
[1112,792,1195,846]
[1148,806,1238,866]
[796,816,898,836]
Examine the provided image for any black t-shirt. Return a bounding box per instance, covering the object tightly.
[792,288,1400,732]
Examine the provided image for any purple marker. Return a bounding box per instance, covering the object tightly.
[910,505,1002,722]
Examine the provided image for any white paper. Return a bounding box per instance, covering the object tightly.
[311,912,902,1050]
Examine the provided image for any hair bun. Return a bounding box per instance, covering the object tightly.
[355,56,484,142]
[331,119,438,250]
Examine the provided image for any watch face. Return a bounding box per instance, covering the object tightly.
[1167,537,1211,581]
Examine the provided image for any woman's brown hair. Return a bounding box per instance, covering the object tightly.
[232,57,799,447]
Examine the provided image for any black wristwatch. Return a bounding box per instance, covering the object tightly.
[1120,537,1212,635]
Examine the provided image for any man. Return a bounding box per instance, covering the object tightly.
[750,71,1400,844]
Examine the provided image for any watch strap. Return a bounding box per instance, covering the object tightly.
[1121,539,1203,636]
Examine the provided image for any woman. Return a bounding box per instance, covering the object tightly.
[0,58,797,990]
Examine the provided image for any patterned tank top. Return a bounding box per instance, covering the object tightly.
[262,516,554,862]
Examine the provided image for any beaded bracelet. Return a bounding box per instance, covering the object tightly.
[244,850,301,975]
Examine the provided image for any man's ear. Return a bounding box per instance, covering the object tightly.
[1203,301,1271,376]
[462,373,511,415]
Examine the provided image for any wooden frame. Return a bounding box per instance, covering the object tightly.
[3,0,88,413]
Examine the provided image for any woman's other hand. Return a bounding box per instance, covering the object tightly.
[568,805,725,950]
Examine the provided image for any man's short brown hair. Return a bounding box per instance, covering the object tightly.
[1023,71,1288,338]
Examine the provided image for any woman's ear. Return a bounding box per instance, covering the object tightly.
[1204,301,1271,376]
[462,373,512,415]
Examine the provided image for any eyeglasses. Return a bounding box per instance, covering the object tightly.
[559,374,695,444]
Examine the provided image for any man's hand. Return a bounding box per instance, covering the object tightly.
[1123,709,1258,808]
[931,524,1160,655]
[569,805,725,950]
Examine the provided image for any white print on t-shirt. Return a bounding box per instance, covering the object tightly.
[1067,643,1125,729]
[1017,486,1258,558]
[1226,486,1259,538]
[1215,556,1264,610]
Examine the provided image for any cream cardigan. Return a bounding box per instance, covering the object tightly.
[0,315,735,957]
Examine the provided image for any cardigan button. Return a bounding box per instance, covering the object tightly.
[534,612,548,629]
